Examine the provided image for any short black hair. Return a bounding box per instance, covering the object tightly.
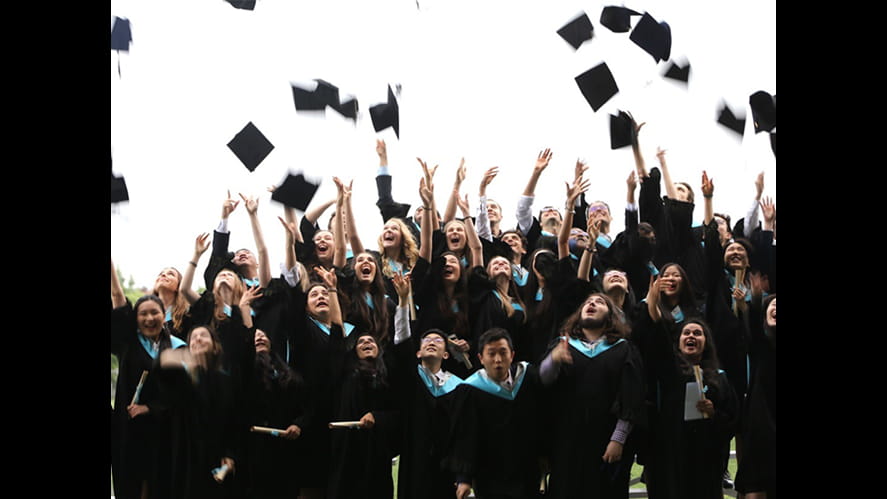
[477,327,514,353]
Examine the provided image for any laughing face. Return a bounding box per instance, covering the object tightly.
[254,329,271,354]
[417,332,448,361]
[444,221,467,252]
[487,256,511,279]
[355,334,379,360]
[313,231,335,262]
[154,267,180,293]
[136,299,165,339]
[766,296,776,328]
[724,242,749,271]
[679,322,706,361]
[379,221,403,250]
[189,326,215,356]
[501,232,526,258]
[232,249,257,269]
[306,285,331,318]
[354,253,377,285]
[602,270,628,293]
[442,254,462,283]
[659,265,684,298]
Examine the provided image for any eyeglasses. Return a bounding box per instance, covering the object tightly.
[588,205,609,213]
[421,336,445,345]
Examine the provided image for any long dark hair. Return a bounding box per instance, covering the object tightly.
[255,350,301,392]
[134,294,177,345]
[346,334,389,390]
[657,263,700,325]
[521,248,557,318]
[429,251,470,339]
[675,318,724,386]
[185,324,223,372]
[559,292,630,345]
[342,252,391,344]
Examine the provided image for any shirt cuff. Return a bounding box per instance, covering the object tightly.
[280,263,300,288]
[217,219,229,233]
[610,419,633,444]
[377,165,390,177]
[626,202,638,212]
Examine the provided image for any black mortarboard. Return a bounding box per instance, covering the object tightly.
[224,0,256,10]
[575,63,619,112]
[557,12,594,50]
[369,85,400,138]
[716,103,746,136]
[609,110,636,149]
[111,169,129,204]
[271,173,320,211]
[313,79,341,108]
[749,90,776,134]
[292,84,327,112]
[600,6,639,33]
[227,122,274,172]
[332,98,359,120]
[662,60,690,83]
[629,12,671,63]
[111,17,132,51]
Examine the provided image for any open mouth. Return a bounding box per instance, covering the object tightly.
[443,266,456,277]
[360,266,373,276]
[316,243,329,253]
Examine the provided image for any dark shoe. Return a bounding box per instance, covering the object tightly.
[722,470,734,490]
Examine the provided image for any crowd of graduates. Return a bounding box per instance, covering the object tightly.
[111,127,776,499]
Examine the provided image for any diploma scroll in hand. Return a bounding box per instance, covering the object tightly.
[212,464,231,483]
[250,425,287,437]
[328,421,363,429]
[447,334,472,369]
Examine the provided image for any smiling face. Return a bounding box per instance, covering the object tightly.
[679,322,706,361]
[254,329,271,354]
[724,242,749,270]
[487,256,511,279]
[442,254,462,283]
[154,267,180,293]
[354,252,377,285]
[479,338,514,382]
[766,296,776,328]
[486,200,502,224]
[501,231,526,258]
[659,265,684,298]
[569,228,590,250]
[136,299,165,339]
[189,326,215,356]
[379,221,403,250]
[355,334,379,360]
[306,285,331,318]
[313,231,335,261]
[417,332,448,362]
[213,269,240,293]
[232,249,257,269]
[602,269,628,293]
[444,221,467,252]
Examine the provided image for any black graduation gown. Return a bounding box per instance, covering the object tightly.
[154,362,244,499]
[734,297,776,495]
[111,301,183,499]
[543,337,646,499]
[250,276,299,366]
[391,338,463,499]
[337,263,397,343]
[468,265,526,358]
[443,363,545,499]
[326,325,400,499]
[243,350,310,499]
[641,322,739,499]
[409,256,472,379]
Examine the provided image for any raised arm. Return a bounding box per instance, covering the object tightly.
[701,171,714,226]
[760,195,776,240]
[332,177,354,268]
[443,158,466,224]
[456,192,484,268]
[205,191,240,290]
[277,215,300,285]
[516,148,552,234]
[577,214,600,281]
[240,193,272,288]
[558,169,590,260]
[657,147,679,201]
[417,157,441,229]
[111,258,126,309]
[744,172,765,238]
[315,266,343,328]
[475,166,499,241]
[418,176,435,263]
[631,119,648,180]
[181,232,211,305]
[303,198,336,229]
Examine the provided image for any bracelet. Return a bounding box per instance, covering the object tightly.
[423,205,432,210]
[189,261,198,267]
[703,194,713,199]
[584,246,597,253]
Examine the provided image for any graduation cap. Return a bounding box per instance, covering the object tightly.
[749,90,776,134]
[224,0,256,10]
[716,103,747,136]
[662,60,690,83]
[629,12,671,63]
[575,63,619,112]
[111,173,129,204]
[600,6,639,33]
[111,17,132,51]
[271,172,320,211]
[557,12,594,50]
[292,84,328,112]
[609,110,636,149]
[369,85,400,138]
[313,79,341,108]
[332,97,359,121]
[227,122,274,172]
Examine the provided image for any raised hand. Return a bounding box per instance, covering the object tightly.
[565,176,591,206]
[222,190,240,218]
[376,139,387,165]
[455,157,467,186]
[240,284,263,308]
[535,148,553,173]
[278,216,298,240]
[479,166,499,196]
[551,336,573,365]
[455,192,471,217]
[574,158,589,181]
[416,157,439,187]
[627,170,637,195]
[194,232,211,257]
[392,271,411,302]
[419,177,434,208]
[701,171,714,198]
[239,193,260,215]
[314,265,338,290]
[760,196,775,225]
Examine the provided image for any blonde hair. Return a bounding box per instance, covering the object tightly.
[152,267,189,334]
[442,219,475,265]
[377,218,419,278]
[212,271,246,324]
[488,257,526,323]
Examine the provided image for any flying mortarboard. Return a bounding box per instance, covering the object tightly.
[629,12,671,63]
[271,173,320,211]
[600,6,639,33]
[716,103,747,136]
[224,0,256,10]
[332,98,359,121]
[111,153,129,204]
[609,110,636,149]
[575,63,619,112]
[662,60,690,83]
[292,84,328,112]
[227,122,274,172]
[557,12,594,50]
[749,90,776,133]
[369,85,400,138]
[111,17,132,51]
[313,79,341,108]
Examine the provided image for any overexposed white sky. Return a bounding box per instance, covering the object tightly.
[111,0,775,290]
